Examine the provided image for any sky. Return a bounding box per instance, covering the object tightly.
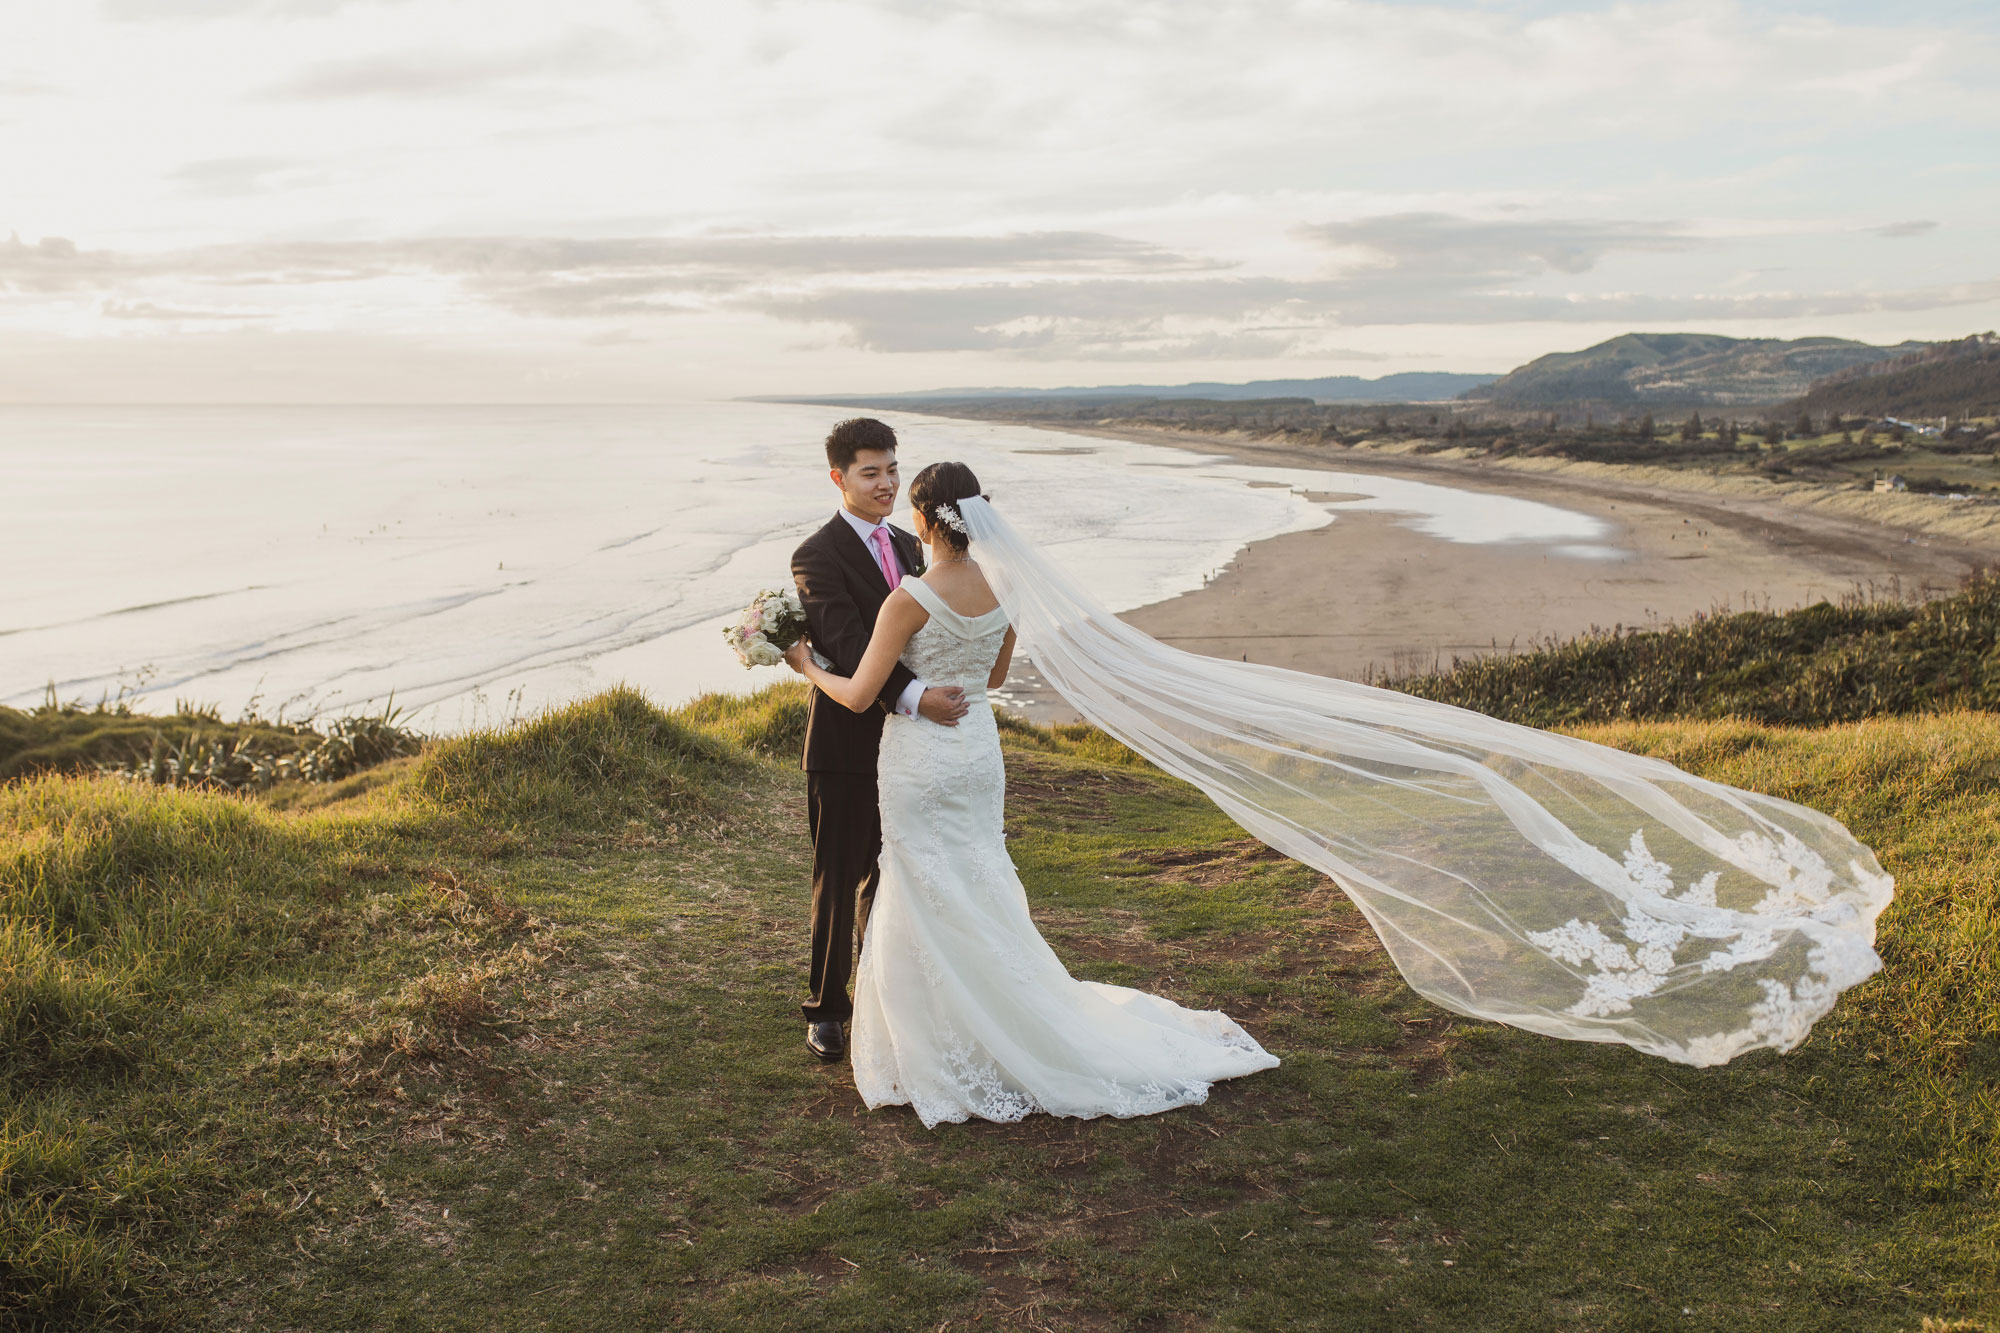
[3,0,1997,402]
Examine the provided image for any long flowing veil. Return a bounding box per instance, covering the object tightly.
[959,495,1892,1066]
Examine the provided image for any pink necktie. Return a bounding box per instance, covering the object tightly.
[870,526,902,590]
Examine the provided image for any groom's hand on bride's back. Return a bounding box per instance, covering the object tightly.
[919,685,970,726]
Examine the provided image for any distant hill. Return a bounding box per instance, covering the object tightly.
[1789,333,2000,420]
[1461,333,1927,408]
[752,370,1497,407]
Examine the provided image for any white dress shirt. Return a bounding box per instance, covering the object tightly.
[837,508,930,717]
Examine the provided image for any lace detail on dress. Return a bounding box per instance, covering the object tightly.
[910,935,944,989]
[1108,1079,1204,1119]
[894,580,1010,689]
[935,1022,1039,1124]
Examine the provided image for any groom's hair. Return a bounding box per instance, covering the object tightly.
[825,417,898,472]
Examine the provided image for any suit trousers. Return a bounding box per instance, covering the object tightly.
[802,770,881,1023]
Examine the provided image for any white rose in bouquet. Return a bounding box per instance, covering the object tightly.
[723,587,810,669]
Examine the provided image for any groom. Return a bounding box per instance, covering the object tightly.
[791,418,970,1061]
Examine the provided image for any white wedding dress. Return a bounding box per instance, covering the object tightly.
[848,578,1280,1128]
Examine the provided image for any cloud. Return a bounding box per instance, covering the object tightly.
[258,29,645,100]
[455,233,1217,318]
[0,229,1214,304]
[99,0,266,17]
[742,213,1717,356]
[1297,212,1701,280]
[0,323,657,404]
[760,278,1314,356]
[100,0,394,19]
[1868,219,1939,239]
[759,270,2000,359]
[101,299,270,319]
[1590,279,2000,322]
[0,234,98,293]
[581,328,647,347]
[165,155,314,196]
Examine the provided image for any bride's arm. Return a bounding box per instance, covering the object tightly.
[784,590,930,713]
[987,627,1016,689]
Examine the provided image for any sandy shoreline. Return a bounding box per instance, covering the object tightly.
[997,422,1998,723]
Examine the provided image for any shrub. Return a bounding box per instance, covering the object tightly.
[412,685,740,828]
[1382,572,2000,728]
[1,699,421,793]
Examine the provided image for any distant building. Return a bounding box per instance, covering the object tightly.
[1873,473,1906,493]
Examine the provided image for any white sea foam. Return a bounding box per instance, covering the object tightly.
[0,403,1613,732]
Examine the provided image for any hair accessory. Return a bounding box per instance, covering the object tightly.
[933,502,968,534]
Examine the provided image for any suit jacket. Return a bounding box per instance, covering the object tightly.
[793,513,925,774]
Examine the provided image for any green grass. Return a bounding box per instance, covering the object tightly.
[1,682,1994,1329]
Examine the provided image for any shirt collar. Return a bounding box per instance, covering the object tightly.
[837,508,886,541]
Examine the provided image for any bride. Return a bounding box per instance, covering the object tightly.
[785,461,1280,1127]
[790,459,1894,1126]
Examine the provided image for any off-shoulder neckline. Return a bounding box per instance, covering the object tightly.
[901,577,1008,632]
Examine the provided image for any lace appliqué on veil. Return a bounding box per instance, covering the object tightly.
[1530,829,1888,1065]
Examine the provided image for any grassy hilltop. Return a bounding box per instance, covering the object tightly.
[1459,333,1929,409]
[3,605,1999,1328]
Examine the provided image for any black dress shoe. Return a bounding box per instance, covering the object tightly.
[806,1020,846,1061]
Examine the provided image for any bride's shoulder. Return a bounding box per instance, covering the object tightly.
[884,584,935,619]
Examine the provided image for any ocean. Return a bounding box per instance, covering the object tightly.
[1,402,1609,732]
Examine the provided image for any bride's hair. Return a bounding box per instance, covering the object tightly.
[908,461,987,552]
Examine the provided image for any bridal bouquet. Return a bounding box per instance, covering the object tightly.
[724,588,810,668]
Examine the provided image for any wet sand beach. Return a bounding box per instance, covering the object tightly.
[997,423,1998,723]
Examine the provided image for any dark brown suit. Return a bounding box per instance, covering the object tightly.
[792,513,925,1023]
